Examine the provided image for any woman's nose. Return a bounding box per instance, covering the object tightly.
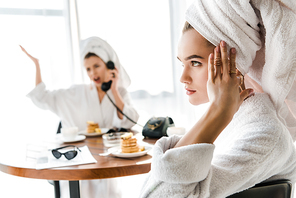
[180,66,191,84]
[89,69,96,76]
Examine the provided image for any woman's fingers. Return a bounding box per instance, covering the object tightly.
[212,41,238,83]
[229,48,236,75]
[20,45,29,56]
[228,48,237,79]
[220,41,229,77]
[208,53,214,82]
[19,45,39,65]
[240,88,254,102]
[20,45,32,58]
[214,46,222,78]
[19,45,25,52]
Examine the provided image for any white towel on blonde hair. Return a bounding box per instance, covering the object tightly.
[186,0,296,140]
[80,37,131,89]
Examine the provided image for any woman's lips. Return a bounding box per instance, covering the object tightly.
[94,77,101,84]
[185,88,196,95]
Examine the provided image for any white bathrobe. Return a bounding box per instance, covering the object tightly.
[27,82,139,198]
[140,93,296,198]
[27,82,139,130]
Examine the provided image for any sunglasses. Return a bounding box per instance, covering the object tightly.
[107,128,128,133]
[51,145,81,160]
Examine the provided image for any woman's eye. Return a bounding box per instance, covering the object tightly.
[191,61,202,67]
[94,64,99,68]
[86,68,90,72]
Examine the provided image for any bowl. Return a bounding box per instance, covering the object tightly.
[167,127,186,136]
[102,132,129,147]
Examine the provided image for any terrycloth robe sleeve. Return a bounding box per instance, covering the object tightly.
[26,82,78,116]
[140,112,296,198]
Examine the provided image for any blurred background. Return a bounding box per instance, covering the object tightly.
[0,0,211,197]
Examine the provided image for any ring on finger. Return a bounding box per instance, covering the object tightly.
[214,59,222,67]
[239,75,244,85]
[229,70,236,74]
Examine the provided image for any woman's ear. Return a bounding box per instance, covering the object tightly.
[244,74,264,93]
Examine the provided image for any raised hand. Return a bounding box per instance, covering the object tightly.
[19,45,42,85]
[207,41,253,119]
[19,45,39,66]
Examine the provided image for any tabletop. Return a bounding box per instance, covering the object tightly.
[0,132,158,181]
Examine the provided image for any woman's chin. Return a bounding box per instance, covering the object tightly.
[188,97,208,106]
[93,80,101,86]
[93,82,102,89]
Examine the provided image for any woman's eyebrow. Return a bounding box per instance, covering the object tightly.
[185,55,204,60]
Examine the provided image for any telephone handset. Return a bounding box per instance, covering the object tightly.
[101,61,115,92]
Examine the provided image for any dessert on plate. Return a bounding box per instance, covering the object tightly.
[86,121,101,133]
[120,132,144,153]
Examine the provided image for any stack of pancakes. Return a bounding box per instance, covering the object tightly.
[87,121,99,133]
[121,132,144,153]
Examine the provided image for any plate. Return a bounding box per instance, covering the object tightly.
[110,146,152,158]
[61,135,86,143]
[78,128,109,137]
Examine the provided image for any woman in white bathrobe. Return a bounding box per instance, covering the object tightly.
[140,1,296,197]
[22,37,139,198]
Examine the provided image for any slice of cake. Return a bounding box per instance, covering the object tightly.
[121,132,145,153]
[86,121,99,133]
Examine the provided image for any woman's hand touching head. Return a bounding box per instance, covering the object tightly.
[207,41,254,118]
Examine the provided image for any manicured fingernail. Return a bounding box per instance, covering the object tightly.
[216,46,220,52]
[231,48,236,54]
[221,41,226,47]
[209,53,214,59]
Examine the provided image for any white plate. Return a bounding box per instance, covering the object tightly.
[78,128,109,137]
[61,135,86,143]
[110,146,152,158]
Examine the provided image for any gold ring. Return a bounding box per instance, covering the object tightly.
[239,75,244,86]
[214,58,221,66]
[229,70,236,74]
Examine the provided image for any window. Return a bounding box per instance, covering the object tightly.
[77,0,173,95]
[0,0,71,151]
[0,1,74,197]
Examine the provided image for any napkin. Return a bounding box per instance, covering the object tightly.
[36,146,97,170]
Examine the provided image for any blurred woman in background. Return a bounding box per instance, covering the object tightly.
[22,36,139,198]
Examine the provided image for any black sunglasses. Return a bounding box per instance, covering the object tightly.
[51,145,81,160]
[107,128,128,133]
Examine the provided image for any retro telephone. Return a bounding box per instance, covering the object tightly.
[142,117,174,138]
[101,61,115,92]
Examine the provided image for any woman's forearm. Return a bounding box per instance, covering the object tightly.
[35,62,42,86]
[174,104,232,147]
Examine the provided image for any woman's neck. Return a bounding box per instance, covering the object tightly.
[96,85,106,103]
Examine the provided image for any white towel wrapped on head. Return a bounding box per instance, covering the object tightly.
[186,0,296,140]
